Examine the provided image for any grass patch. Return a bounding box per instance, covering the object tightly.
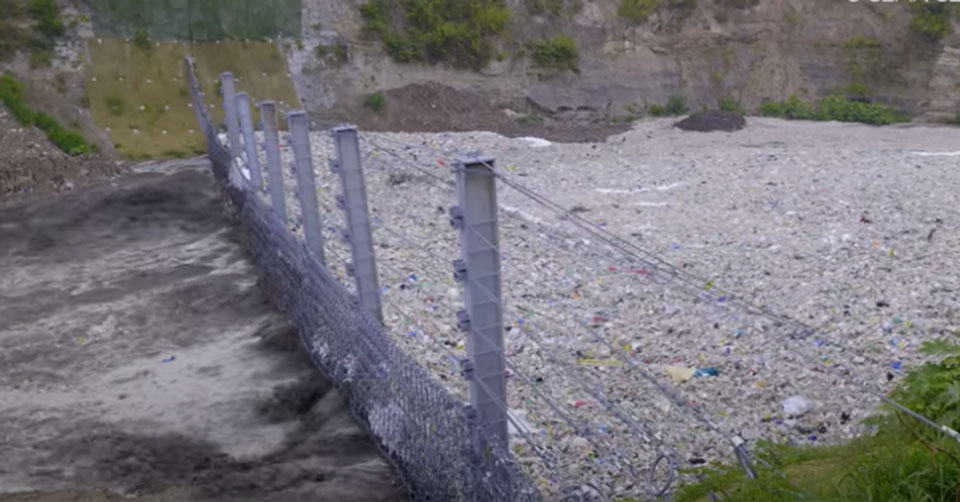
[531,35,579,72]
[86,39,301,159]
[1,73,91,155]
[364,92,386,112]
[759,94,908,125]
[360,0,511,70]
[676,341,960,502]
[618,0,660,24]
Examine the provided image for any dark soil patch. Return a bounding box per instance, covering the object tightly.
[333,82,630,143]
[674,110,747,132]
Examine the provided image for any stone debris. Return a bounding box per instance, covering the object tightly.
[224,117,960,498]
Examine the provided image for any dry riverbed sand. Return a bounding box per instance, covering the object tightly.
[0,160,404,501]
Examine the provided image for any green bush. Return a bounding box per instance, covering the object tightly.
[665,94,688,115]
[717,96,744,115]
[33,111,90,155]
[0,73,89,155]
[951,113,960,126]
[531,35,579,72]
[844,82,870,97]
[818,93,908,125]
[133,28,151,51]
[759,94,817,120]
[910,3,954,44]
[105,95,126,116]
[0,73,34,124]
[364,92,386,112]
[360,0,511,70]
[28,0,65,40]
[618,0,660,24]
[648,104,666,117]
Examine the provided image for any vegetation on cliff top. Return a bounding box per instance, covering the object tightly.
[0,0,65,66]
[531,35,579,73]
[360,0,511,70]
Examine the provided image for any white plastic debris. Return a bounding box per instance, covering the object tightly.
[518,137,552,148]
[782,396,813,417]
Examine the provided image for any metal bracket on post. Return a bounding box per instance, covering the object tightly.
[219,72,242,163]
[331,125,384,324]
[257,100,287,223]
[452,259,467,282]
[453,155,508,453]
[235,92,263,190]
[286,111,325,265]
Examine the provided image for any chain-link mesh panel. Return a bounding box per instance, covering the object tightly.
[183,57,541,502]
[89,0,300,40]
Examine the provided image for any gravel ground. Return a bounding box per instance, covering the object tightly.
[228,117,960,499]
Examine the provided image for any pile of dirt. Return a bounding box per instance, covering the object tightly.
[674,110,747,132]
[338,82,630,143]
[0,105,123,199]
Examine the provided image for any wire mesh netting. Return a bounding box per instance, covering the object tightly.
[184,57,542,502]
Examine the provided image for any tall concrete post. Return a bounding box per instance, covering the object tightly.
[219,72,241,162]
[286,111,325,265]
[450,156,508,452]
[331,126,383,323]
[258,101,287,222]
[235,92,263,189]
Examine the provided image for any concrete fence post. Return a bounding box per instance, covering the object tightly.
[258,101,287,223]
[331,125,383,323]
[219,72,242,162]
[449,155,508,452]
[286,111,325,265]
[235,92,263,190]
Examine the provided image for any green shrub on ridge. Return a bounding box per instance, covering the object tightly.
[360,0,511,70]
[531,35,579,72]
[0,73,90,155]
[759,94,907,125]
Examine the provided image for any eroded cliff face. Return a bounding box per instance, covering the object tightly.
[295,0,960,126]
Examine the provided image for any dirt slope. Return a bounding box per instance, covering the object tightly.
[0,160,405,502]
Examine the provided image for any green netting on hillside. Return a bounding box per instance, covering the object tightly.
[89,0,301,40]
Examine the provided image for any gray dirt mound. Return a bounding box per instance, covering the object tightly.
[674,110,747,132]
[0,105,123,199]
[336,82,630,143]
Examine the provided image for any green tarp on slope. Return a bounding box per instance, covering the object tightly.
[89,0,301,40]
